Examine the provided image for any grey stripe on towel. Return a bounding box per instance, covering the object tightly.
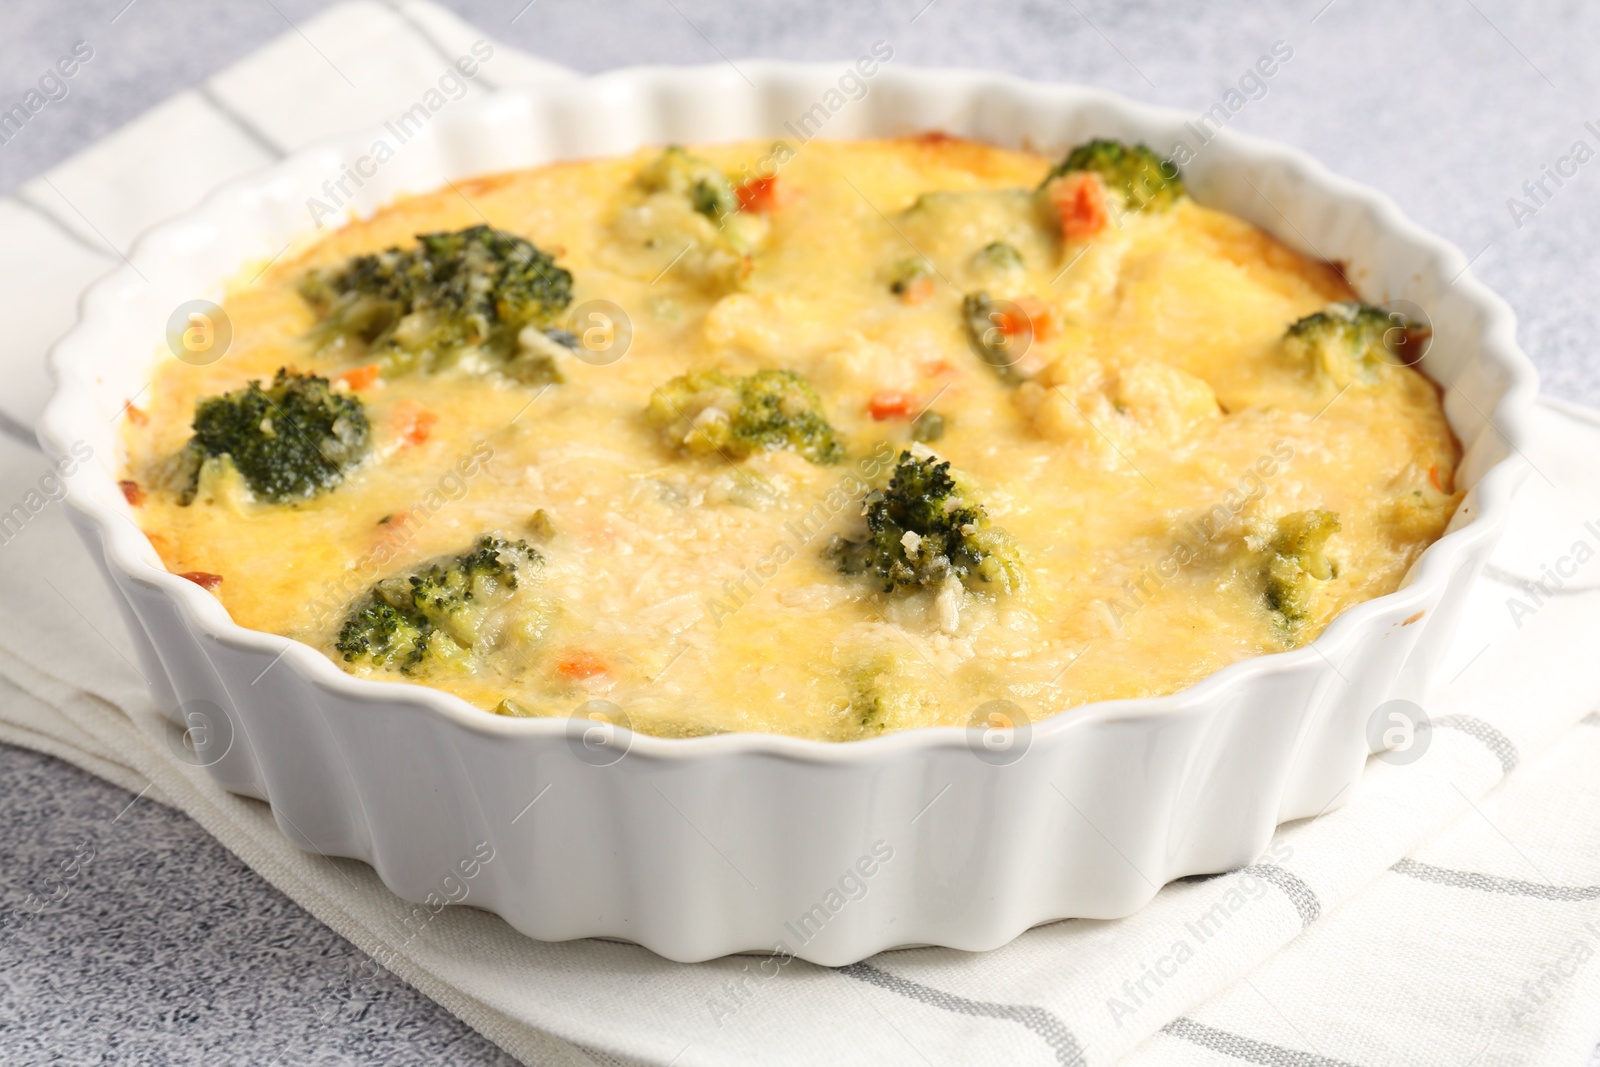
[10,190,118,258]
[193,83,288,158]
[1176,864,1321,927]
[1392,858,1600,901]
[1162,1017,1363,1067]
[380,0,505,89]
[1433,715,1519,774]
[837,962,1086,1067]
[1238,864,1321,928]
[1482,564,1600,599]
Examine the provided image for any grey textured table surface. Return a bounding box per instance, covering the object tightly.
[1,0,1597,1063]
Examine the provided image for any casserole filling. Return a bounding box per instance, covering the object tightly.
[122,136,1460,740]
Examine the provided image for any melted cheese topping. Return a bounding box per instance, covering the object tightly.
[124,137,1460,741]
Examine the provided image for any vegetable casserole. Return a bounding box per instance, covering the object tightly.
[119,135,1460,741]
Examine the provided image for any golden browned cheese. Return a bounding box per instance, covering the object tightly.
[122,137,1460,741]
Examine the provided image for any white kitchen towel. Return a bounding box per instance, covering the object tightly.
[3,3,1600,1063]
[1124,707,1600,1067]
[3,398,1598,1067]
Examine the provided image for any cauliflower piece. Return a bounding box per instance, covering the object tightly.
[1015,359,1220,456]
[1112,361,1223,439]
[811,333,914,400]
[1384,459,1463,543]
[702,292,844,362]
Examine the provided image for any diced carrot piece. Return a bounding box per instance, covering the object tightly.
[180,571,223,592]
[1013,297,1061,342]
[1427,463,1445,493]
[995,306,1032,337]
[336,363,382,390]
[556,650,607,679]
[1048,171,1109,242]
[373,509,412,545]
[735,175,779,213]
[923,360,956,377]
[897,274,935,305]
[869,392,917,421]
[392,400,438,446]
[119,480,145,506]
[406,413,438,444]
[124,403,148,427]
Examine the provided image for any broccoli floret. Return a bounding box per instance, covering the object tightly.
[181,369,369,504]
[637,145,740,223]
[645,367,844,465]
[300,225,573,379]
[846,653,936,734]
[1282,302,1432,387]
[1041,139,1185,213]
[852,677,905,731]
[612,148,765,291]
[972,241,1025,279]
[335,597,431,671]
[335,535,541,673]
[1262,509,1341,633]
[526,508,557,541]
[825,451,1024,594]
[910,410,946,443]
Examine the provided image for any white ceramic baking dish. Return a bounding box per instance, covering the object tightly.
[36,62,1537,965]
